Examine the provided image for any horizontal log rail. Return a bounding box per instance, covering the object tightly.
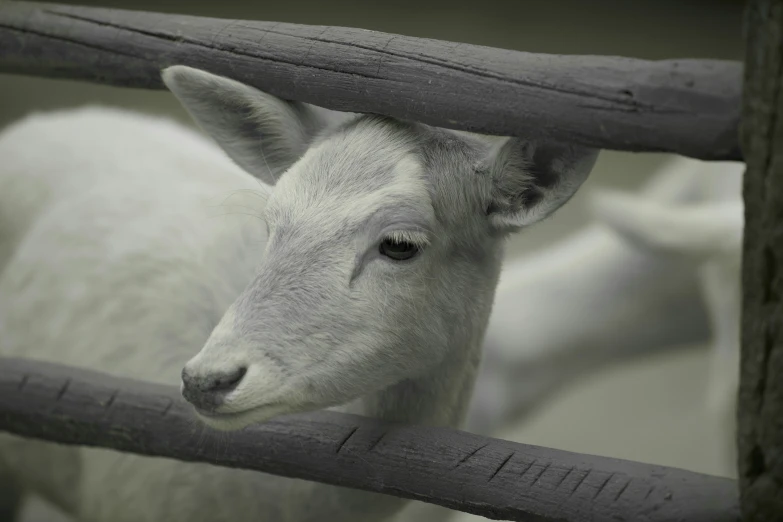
[0,1,743,161]
[0,356,740,522]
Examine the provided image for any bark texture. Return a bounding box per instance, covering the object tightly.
[0,356,740,522]
[738,0,783,520]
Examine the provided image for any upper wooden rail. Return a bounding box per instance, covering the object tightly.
[0,1,743,161]
[0,356,740,522]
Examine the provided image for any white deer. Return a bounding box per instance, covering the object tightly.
[0,65,598,522]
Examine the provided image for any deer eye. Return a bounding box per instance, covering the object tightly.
[379,238,420,261]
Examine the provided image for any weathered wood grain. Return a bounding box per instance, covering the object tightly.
[0,356,739,522]
[737,0,783,520]
[0,1,743,160]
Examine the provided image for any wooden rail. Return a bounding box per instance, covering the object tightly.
[0,356,740,522]
[0,1,742,161]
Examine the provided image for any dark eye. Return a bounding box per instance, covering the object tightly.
[379,238,420,261]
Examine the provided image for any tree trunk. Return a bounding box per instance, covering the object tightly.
[738,0,783,520]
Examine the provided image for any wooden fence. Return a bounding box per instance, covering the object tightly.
[0,1,780,521]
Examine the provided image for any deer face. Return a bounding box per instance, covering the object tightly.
[164,66,598,430]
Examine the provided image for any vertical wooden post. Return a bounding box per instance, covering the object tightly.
[738,0,783,520]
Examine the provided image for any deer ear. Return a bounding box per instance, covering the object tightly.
[161,65,329,186]
[483,138,599,230]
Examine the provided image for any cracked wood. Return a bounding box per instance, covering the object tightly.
[0,1,742,160]
[0,356,740,522]
[737,0,783,520]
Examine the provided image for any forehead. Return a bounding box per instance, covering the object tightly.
[266,117,434,228]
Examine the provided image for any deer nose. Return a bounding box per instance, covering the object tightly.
[181,366,247,410]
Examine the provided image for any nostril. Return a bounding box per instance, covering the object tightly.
[181,366,194,386]
[208,366,247,393]
[180,365,247,410]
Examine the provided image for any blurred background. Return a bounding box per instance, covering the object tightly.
[0,0,745,520]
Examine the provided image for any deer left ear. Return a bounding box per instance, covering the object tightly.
[483,138,599,230]
[161,65,330,187]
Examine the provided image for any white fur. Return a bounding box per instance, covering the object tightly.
[0,65,598,522]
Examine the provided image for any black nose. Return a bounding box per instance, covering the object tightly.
[181,366,247,410]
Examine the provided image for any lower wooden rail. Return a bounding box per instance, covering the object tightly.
[0,356,739,522]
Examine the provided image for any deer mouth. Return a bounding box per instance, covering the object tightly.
[192,401,288,431]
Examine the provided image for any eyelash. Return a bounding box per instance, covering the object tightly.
[378,231,428,262]
[379,237,420,261]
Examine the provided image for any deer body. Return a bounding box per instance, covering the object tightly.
[467,225,709,432]
[0,67,597,522]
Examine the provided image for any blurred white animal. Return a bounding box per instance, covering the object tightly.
[589,158,744,418]
[588,156,743,478]
[466,156,744,435]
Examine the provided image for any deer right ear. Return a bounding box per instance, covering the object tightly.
[482,138,599,231]
[161,65,329,186]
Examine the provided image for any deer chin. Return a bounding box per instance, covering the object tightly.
[192,401,292,431]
